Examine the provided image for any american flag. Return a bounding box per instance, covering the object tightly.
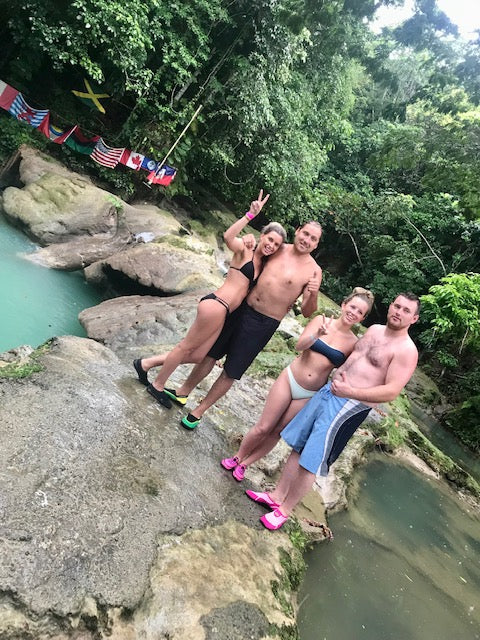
[8,93,49,128]
[91,138,124,168]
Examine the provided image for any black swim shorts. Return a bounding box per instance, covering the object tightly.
[208,302,279,379]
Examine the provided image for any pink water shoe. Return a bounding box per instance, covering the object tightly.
[232,464,246,482]
[245,490,279,509]
[260,508,288,531]
[221,456,239,470]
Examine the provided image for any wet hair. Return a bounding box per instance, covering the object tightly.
[298,220,322,234]
[396,291,421,314]
[343,286,375,315]
[261,221,287,243]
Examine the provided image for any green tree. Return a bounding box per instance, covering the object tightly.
[419,273,480,452]
[419,272,480,357]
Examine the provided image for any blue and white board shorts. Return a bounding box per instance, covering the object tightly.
[280,382,371,477]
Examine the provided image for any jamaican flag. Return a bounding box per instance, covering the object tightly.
[72,78,110,114]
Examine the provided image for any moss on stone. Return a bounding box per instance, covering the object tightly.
[249,333,297,379]
[271,543,306,622]
[284,519,311,553]
[155,234,190,250]
[373,394,413,450]
[188,218,220,238]
[268,622,300,639]
[0,340,52,380]
[406,427,480,497]
[105,194,123,213]
[154,234,215,256]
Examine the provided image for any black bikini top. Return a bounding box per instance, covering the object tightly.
[310,338,346,367]
[229,259,258,288]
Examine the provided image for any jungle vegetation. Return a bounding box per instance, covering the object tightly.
[0,0,479,450]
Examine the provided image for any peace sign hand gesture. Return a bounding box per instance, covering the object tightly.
[248,189,270,218]
[317,314,334,336]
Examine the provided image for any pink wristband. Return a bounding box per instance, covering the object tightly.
[245,211,255,221]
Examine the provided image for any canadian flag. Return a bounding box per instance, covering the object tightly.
[119,149,145,171]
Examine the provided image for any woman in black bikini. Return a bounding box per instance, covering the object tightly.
[133,190,286,408]
[221,287,374,480]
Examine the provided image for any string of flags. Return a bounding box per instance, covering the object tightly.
[0,80,177,186]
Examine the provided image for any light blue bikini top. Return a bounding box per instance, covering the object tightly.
[310,338,346,367]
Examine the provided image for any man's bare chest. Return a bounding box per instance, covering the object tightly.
[357,338,395,369]
[265,261,307,290]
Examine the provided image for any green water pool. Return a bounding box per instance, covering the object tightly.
[0,215,103,353]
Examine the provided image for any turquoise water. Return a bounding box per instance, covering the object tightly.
[299,457,480,640]
[0,215,103,352]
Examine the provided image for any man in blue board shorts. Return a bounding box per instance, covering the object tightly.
[245,293,420,530]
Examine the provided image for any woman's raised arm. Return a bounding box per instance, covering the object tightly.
[223,189,270,254]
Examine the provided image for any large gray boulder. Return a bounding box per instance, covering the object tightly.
[0,336,299,639]
[79,292,204,344]
[84,240,224,295]
[1,170,124,244]
[0,146,184,270]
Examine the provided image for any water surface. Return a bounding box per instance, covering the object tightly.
[410,402,480,481]
[0,215,103,352]
[299,457,480,640]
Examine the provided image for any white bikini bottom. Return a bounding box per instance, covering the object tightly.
[287,365,317,400]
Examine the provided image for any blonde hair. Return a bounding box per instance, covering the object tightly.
[261,222,287,243]
[343,287,375,314]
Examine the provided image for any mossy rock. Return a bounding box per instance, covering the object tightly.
[406,426,480,498]
[249,333,298,379]
[0,340,52,379]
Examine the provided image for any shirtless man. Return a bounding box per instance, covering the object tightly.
[245,292,420,530]
[167,221,323,429]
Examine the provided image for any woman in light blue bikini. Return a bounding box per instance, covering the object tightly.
[221,287,374,480]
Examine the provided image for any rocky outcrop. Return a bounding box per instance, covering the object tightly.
[85,240,224,295]
[77,290,382,518]
[79,292,204,344]
[1,167,125,244]
[0,146,186,270]
[0,336,300,639]
[0,146,234,294]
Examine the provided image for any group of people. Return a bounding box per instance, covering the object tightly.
[133,191,420,531]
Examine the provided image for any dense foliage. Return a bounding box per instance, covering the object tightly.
[0,0,479,449]
[419,274,480,451]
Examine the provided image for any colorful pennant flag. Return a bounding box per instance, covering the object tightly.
[91,138,124,168]
[0,80,19,111]
[8,93,49,128]
[147,165,177,186]
[72,78,110,114]
[37,113,76,144]
[119,149,145,171]
[0,79,179,182]
[64,127,100,155]
[141,156,160,173]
